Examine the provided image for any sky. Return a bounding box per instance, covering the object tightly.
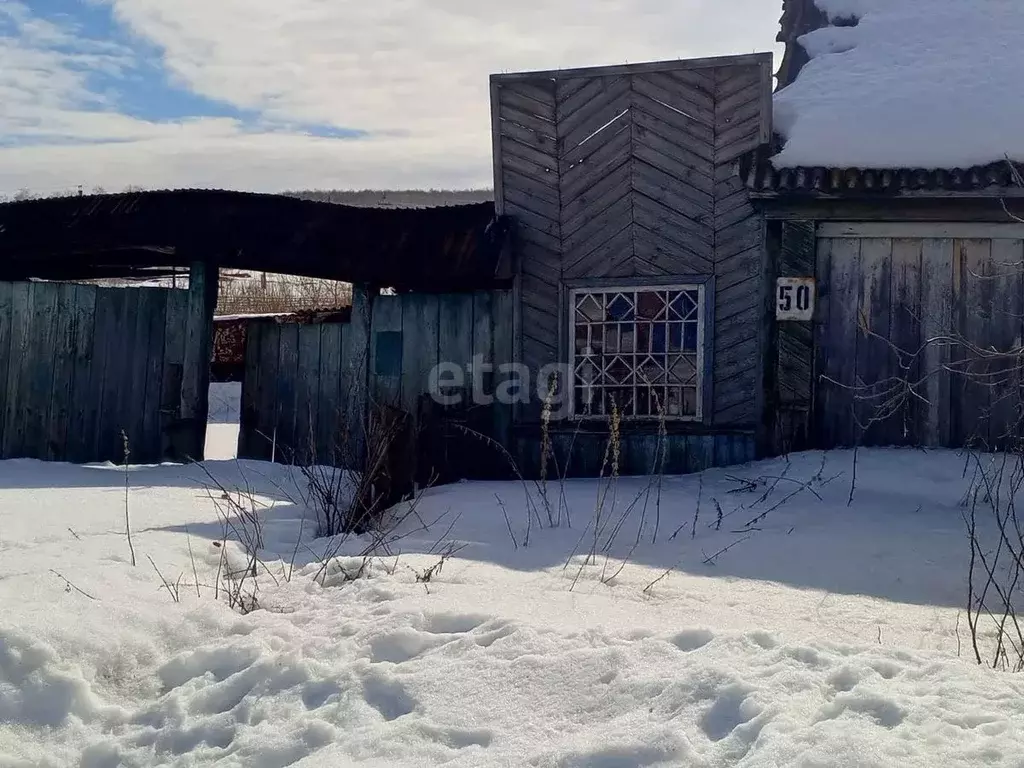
[0,0,781,196]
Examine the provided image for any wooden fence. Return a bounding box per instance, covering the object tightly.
[238,289,515,482]
[0,281,203,463]
[238,318,355,465]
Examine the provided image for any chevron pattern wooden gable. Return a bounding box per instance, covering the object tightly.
[492,54,772,427]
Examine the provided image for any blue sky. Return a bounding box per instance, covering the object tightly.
[0,0,779,196]
[3,0,361,135]
[22,0,240,121]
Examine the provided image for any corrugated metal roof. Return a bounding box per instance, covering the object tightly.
[0,189,511,290]
[739,146,1024,197]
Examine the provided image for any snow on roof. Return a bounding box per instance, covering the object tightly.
[773,0,1024,170]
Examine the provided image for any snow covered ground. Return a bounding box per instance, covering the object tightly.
[205,383,241,462]
[2,400,1024,765]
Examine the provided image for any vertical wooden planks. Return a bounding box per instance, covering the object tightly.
[139,288,169,462]
[438,293,475,404]
[251,322,282,461]
[774,221,817,453]
[920,238,955,448]
[120,288,147,459]
[0,282,13,453]
[316,322,344,464]
[820,237,861,447]
[67,285,98,464]
[24,283,57,459]
[401,293,439,416]
[346,286,372,466]
[92,288,124,461]
[400,294,439,482]
[988,238,1024,448]
[294,324,322,464]
[238,320,263,460]
[276,322,300,464]
[370,295,403,405]
[0,282,190,464]
[161,287,189,460]
[811,235,832,450]
[46,283,79,461]
[888,239,924,445]
[956,239,993,447]
[855,238,892,445]
[179,261,218,460]
[472,291,495,389]
[2,283,32,458]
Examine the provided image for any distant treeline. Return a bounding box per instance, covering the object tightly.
[1,186,494,206]
[286,188,494,207]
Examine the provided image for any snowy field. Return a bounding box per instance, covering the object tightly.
[2,391,1024,765]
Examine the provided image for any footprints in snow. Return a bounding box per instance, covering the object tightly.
[362,674,417,721]
[671,628,715,652]
[367,613,516,664]
[699,684,761,743]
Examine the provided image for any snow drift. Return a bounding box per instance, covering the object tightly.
[773,0,1024,170]
[1,449,1023,766]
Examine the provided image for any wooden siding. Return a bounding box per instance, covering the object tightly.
[238,319,353,465]
[0,281,197,463]
[492,54,771,430]
[238,282,758,480]
[772,220,816,452]
[806,225,1024,449]
[238,290,515,478]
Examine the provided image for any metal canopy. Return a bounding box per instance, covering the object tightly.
[0,189,511,291]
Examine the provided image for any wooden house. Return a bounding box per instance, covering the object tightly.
[489,54,775,475]
[485,0,1024,475]
[748,0,1024,453]
[6,1,1019,483]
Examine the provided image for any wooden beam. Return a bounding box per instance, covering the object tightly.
[491,52,773,83]
[758,198,1024,222]
[817,222,1024,240]
[490,79,506,217]
[758,58,774,144]
[177,260,218,461]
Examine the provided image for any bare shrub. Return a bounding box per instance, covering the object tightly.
[414,541,468,585]
[829,177,1024,670]
[217,272,352,316]
[295,396,421,538]
[192,463,278,614]
[962,450,1024,671]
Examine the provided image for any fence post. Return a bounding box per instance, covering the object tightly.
[176,259,219,461]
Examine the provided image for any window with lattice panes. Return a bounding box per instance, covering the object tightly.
[570,284,705,420]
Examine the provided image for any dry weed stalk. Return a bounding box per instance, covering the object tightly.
[121,430,136,567]
[962,448,1024,671]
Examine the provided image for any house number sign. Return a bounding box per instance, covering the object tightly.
[776,277,815,321]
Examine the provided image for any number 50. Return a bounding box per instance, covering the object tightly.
[777,281,813,316]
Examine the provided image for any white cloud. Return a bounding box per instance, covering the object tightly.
[0,0,781,195]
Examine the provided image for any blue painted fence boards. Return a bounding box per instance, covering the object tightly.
[0,281,194,463]
[238,287,754,480]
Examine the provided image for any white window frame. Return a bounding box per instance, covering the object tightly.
[568,282,707,421]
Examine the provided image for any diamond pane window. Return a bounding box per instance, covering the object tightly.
[570,285,704,419]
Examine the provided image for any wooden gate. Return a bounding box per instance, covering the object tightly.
[0,280,209,464]
[775,222,1024,450]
